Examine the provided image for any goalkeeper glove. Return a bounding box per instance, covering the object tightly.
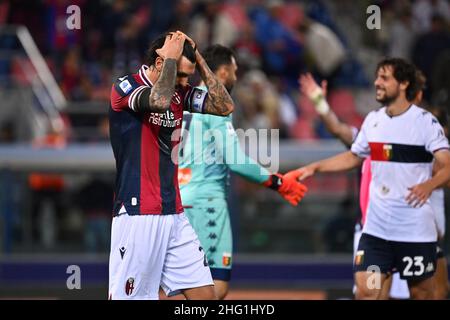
[263,172,308,206]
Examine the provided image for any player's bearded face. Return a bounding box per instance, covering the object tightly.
[225,77,235,93]
[176,57,196,87]
[374,66,400,105]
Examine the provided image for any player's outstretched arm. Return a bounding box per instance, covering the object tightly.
[286,150,363,181]
[229,150,308,206]
[215,117,306,206]
[299,73,354,146]
[407,149,450,207]
[227,149,308,206]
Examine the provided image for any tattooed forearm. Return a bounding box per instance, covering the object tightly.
[196,53,234,116]
[148,59,177,113]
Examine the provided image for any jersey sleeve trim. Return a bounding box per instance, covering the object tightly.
[433,147,450,153]
[128,86,147,111]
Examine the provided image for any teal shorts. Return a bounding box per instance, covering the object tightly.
[183,197,232,281]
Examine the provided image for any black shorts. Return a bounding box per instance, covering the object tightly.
[354,233,437,281]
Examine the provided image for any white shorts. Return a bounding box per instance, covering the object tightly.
[108,213,213,300]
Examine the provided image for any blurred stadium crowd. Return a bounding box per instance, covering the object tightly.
[1,0,449,143]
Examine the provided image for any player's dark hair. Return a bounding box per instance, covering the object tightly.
[201,45,235,72]
[145,33,196,67]
[376,58,418,101]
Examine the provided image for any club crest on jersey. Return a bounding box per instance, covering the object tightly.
[355,250,364,266]
[383,144,393,160]
[222,252,232,267]
[125,277,135,296]
[172,92,181,105]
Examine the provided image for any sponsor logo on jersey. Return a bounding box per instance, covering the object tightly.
[426,262,434,273]
[125,277,135,296]
[222,252,232,267]
[149,110,182,128]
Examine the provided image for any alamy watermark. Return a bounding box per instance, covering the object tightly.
[66,5,81,30]
[365,265,382,290]
[66,264,81,290]
[366,5,381,30]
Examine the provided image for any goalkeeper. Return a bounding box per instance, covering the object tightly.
[178,44,307,300]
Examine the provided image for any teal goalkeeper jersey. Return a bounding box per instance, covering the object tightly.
[178,104,271,204]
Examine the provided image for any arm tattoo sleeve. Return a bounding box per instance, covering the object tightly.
[196,54,234,116]
[145,58,177,113]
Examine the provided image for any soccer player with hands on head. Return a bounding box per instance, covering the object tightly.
[108,30,238,300]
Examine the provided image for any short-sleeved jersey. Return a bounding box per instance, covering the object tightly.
[109,65,207,216]
[351,104,449,242]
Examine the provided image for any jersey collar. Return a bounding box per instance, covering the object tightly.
[384,104,414,118]
[139,65,154,87]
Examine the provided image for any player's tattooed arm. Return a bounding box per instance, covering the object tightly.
[146,59,177,112]
[196,52,234,116]
[134,32,184,113]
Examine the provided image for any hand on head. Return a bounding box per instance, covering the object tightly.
[156,31,186,61]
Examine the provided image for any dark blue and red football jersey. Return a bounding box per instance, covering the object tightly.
[109,65,207,216]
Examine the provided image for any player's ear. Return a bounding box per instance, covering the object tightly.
[399,80,409,92]
[155,56,164,72]
[155,56,164,66]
